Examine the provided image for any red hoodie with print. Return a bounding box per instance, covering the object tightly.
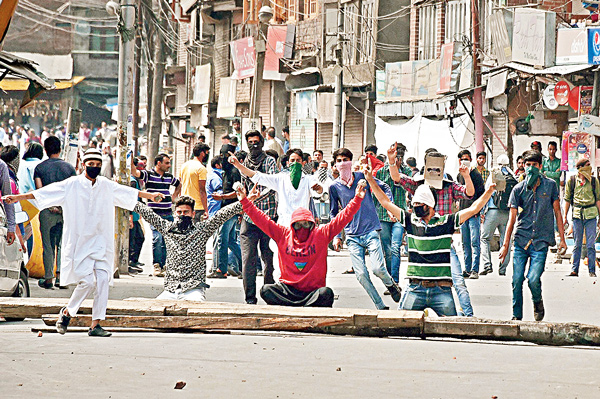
[241,195,363,292]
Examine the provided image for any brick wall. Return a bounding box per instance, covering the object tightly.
[508,0,572,19]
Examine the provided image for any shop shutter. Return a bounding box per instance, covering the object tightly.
[342,106,364,159]
[259,81,271,127]
[491,114,508,167]
[317,123,333,160]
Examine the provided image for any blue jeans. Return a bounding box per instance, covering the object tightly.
[572,217,597,274]
[379,221,404,283]
[480,209,511,274]
[215,215,242,274]
[450,245,474,317]
[346,230,394,310]
[461,214,481,273]
[512,243,548,319]
[151,214,174,268]
[399,284,457,316]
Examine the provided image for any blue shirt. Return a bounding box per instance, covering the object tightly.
[206,169,223,217]
[329,171,392,238]
[508,175,559,251]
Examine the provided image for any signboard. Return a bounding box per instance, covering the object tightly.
[588,27,600,64]
[296,90,317,120]
[230,37,256,80]
[385,61,413,101]
[264,25,291,81]
[561,131,592,174]
[556,28,588,65]
[190,64,211,105]
[438,43,454,94]
[542,85,559,110]
[376,70,386,101]
[554,81,571,105]
[485,71,508,99]
[216,77,237,119]
[579,86,594,116]
[512,8,556,67]
[578,114,600,136]
[489,11,512,65]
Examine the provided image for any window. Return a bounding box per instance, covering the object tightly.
[343,2,359,66]
[418,4,437,60]
[89,26,118,59]
[304,0,317,18]
[359,0,375,63]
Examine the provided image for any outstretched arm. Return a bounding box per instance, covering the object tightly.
[228,153,257,178]
[203,202,242,236]
[134,202,170,234]
[363,161,403,220]
[324,184,366,240]
[237,185,286,242]
[457,184,496,224]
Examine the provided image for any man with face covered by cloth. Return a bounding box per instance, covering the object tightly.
[228,148,323,226]
[235,130,278,304]
[134,193,251,300]
[237,182,366,307]
[3,148,164,337]
[207,144,242,278]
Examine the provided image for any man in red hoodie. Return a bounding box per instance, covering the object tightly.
[236,182,366,307]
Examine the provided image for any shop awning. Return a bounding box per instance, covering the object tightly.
[0,76,84,91]
[503,62,594,76]
[0,51,55,107]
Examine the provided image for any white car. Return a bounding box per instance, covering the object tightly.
[0,204,29,300]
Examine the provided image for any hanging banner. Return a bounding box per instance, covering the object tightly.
[264,25,292,81]
[579,86,594,116]
[561,131,592,173]
[578,114,600,136]
[216,77,237,119]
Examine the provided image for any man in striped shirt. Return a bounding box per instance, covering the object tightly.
[131,153,181,277]
[364,162,495,316]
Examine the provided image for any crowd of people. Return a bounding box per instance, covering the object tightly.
[0,118,594,336]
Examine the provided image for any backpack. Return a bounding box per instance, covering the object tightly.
[493,170,518,211]
[567,175,598,206]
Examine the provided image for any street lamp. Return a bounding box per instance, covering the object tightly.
[258,6,273,24]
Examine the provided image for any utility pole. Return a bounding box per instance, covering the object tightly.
[471,0,484,153]
[249,6,273,130]
[131,0,142,155]
[114,0,136,276]
[332,1,344,154]
[147,0,168,163]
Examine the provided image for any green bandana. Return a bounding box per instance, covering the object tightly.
[525,165,540,189]
[289,162,302,189]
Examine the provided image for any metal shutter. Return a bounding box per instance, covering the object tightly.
[342,106,364,159]
[317,123,333,160]
[259,81,271,127]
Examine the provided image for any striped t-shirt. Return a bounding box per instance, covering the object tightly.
[399,210,461,280]
[140,169,180,216]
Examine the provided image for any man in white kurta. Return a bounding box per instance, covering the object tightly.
[229,149,322,226]
[3,148,162,337]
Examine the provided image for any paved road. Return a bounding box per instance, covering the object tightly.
[2,231,600,397]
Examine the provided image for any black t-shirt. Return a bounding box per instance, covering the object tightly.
[33,158,76,187]
[457,169,485,210]
[221,166,241,206]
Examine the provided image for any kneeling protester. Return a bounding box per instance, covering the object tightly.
[236,183,366,307]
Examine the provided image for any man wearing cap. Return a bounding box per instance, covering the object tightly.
[388,145,476,317]
[3,148,164,337]
[364,163,496,316]
[237,181,366,307]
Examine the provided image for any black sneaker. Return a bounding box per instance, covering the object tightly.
[533,300,545,322]
[128,263,143,273]
[88,324,112,337]
[462,271,470,278]
[55,307,71,335]
[38,279,53,289]
[511,316,522,321]
[227,267,241,277]
[128,266,140,274]
[207,270,227,279]
[479,268,492,276]
[383,289,391,295]
[54,278,68,289]
[385,282,402,302]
